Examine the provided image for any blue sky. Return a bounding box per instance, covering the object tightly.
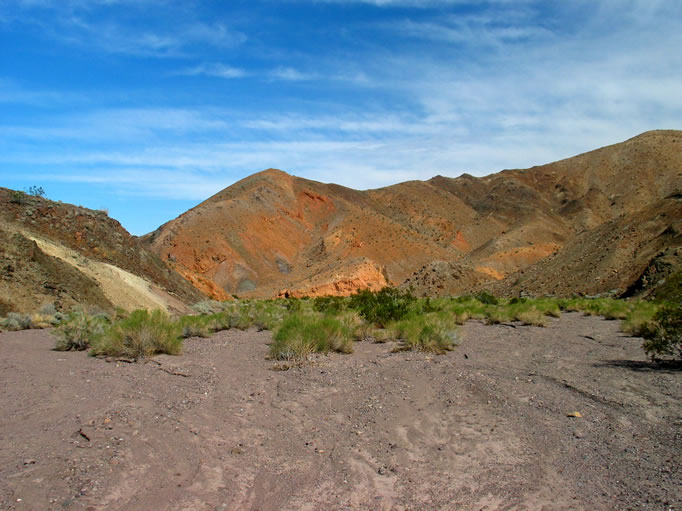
[1,0,680,235]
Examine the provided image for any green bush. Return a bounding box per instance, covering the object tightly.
[284,297,303,312]
[348,287,415,327]
[474,291,499,305]
[621,302,659,337]
[178,315,212,338]
[641,304,682,360]
[90,309,182,359]
[313,295,347,314]
[655,271,682,303]
[54,310,110,351]
[269,314,354,360]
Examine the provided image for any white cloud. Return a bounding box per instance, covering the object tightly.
[269,66,316,81]
[2,1,680,205]
[177,63,247,79]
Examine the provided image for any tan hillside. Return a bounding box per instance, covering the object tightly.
[144,130,682,298]
[491,196,682,298]
[0,189,205,314]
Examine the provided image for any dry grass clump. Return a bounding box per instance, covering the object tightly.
[90,309,182,359]
[515,309,549,327]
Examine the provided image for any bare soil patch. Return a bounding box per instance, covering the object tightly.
[1,313,680,510]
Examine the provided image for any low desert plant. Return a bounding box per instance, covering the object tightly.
[485,307,513,325]
[474,291,499,305]
[178,315,213,338]
[621,302,659,337]
[269,313,354,360]
[641,304,682,360]
[27,185,45,197]
[39,303,58,315]
[349,287,416,327]
[654,270,682,303]
[313,295,347,314]
[0,312,33,331]
[9,190,26,204]
[191,300,228,315]
[54,310,110,351]
[515,308,549,327]
[392,313,457,354]
[90,309,182,359]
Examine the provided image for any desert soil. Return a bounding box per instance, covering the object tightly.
[1,313,680,510]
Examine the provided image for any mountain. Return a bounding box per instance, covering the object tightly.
[144,130,682,299]
[0,188,205,315]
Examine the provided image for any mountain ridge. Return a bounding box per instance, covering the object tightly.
[143,129,682,299]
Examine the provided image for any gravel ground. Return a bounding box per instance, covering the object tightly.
[0,312,680,510]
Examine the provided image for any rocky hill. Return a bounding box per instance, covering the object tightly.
[0,188,205,315]
[144,130,682,299]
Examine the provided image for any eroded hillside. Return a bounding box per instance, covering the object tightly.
[144,130,681,299]
[0,189,205,314]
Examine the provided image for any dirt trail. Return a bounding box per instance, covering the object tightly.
[1,313,680,510]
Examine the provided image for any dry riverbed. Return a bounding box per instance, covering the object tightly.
[1,313,680,510]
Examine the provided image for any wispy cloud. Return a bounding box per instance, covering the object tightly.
[2,1,247,56]
[1,0,680,225]
[52,20,246,57]
[269,66,317,81]
[177,62,247,79]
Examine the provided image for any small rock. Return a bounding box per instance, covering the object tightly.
[567,411,583,418]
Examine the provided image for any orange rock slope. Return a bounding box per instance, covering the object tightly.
[143,130,682,298]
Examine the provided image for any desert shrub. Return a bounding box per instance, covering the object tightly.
[655,270,682,303]
[90,309,182,359]
[0,312,33,331]
[54,310,110,351]
[529,298,561,318]
[269,314,354,360]
[192,300,227,315]
[486,307,513,324]
[515,308,549,327]
[445,300,486,321]
[27,185,45,197]
[509,297,527,305]
[641,304,682,360]
[418,297,441,314]
[313,295,347,314]
[9,190,26,204]
[621,302,659,337]
[349,287,415,327]
[250,302,286,331]
[39,303,57,315]
[178,315,212,338]
[30,313,54,329]
[368,326,399,343]
[600,300,630,320]
[284,297,303,312]
[392,313,457,354]
[474,291,498,305]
